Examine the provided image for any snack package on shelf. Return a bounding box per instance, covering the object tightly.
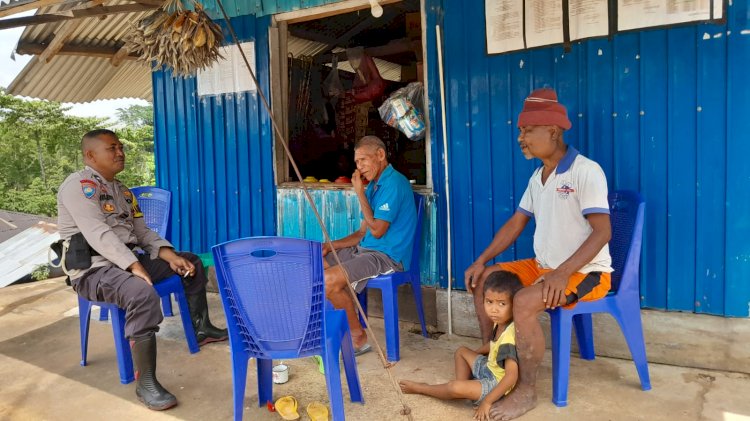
[378,82,426,141]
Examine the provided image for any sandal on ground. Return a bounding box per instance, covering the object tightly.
[354,343,372,357]
[306,402,329,421]
[274,396,300,420]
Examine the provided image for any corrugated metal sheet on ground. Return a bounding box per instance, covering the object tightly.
[439,0,750,317]
[277,187,440,286]
[0,223,59,287]
[153,15,276,253]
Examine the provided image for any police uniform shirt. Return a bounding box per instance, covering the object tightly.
[517,147,613,274]
[57,166,172,279]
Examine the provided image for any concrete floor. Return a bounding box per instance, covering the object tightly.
[1,279,749,421]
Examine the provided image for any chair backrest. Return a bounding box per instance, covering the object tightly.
[130,186,171,239]
[407,192,425,275]
[608,190,645,294]
[212,237,325,359]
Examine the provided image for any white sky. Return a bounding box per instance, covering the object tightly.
[0,11,149,124]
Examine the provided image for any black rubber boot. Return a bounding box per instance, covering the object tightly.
[131,333,177,411]
[187,291,228,346]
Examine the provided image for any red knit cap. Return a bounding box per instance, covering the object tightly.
[517,88,572,130]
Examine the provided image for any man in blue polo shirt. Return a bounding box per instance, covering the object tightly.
[323,135,417,355]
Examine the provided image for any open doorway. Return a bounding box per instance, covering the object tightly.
[272,0,428,186]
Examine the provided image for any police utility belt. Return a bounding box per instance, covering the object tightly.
[50,232,139,273]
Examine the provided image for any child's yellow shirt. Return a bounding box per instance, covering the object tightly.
[486,322,518,393]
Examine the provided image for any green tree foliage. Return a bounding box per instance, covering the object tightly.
[0,88,155,216]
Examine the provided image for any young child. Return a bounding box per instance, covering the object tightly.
[400,271,523,420]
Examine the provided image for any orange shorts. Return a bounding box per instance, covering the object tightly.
[496,259,611,309]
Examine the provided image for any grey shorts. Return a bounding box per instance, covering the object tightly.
[324,246,403,293]
[472,355,499,405]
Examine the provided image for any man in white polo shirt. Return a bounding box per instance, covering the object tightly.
[463,88,612,419]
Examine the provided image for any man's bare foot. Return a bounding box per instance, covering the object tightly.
[352,331,368,349]
[399,380,423,394]
[490,384,537,420]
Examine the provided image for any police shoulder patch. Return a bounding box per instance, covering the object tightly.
[131,196,144,218]
[80,179,98,199]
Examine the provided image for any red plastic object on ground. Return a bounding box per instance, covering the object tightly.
[266,401,276,412]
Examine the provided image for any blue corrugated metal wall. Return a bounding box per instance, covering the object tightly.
[439,0,750,317]
[276,188,441,285]
[153,15,277,253]
[152,0,749,317]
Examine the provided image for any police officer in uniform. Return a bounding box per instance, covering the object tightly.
[57,129,227,411]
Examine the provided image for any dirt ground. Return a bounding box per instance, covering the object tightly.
[1,279,749,421]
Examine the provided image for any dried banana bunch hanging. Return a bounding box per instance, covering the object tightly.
[126,0,224,77]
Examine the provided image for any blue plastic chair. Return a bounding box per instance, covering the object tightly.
[356,192,428,362]
[99,186,175,321]
[78,275,200,384]
[547,190,651,406]
[213,237,364,421]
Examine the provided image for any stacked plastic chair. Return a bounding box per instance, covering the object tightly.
[213,237,363,421]
[78,186,199,384]
[357,192,428,361]
[547,190,651,406]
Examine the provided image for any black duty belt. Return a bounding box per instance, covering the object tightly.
[90,243,139,257]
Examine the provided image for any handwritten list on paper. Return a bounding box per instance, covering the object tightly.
[197,41,257,97]
[618,0,718,31]
[525,0,564,48]
[569,0,609,41]
[485,0,525,54]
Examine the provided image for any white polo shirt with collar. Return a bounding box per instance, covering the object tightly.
[517,146,613,274]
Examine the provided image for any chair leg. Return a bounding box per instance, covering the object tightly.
[231,350,249,421]
[161,295,174,317]
[409,276,428,337]
[78,297,92,367]
[98,306,109,321]
[110,308,134,384]
[550,309,573,407]
[340,317,364,403]
[174,289,200,354]
[256,358,274,408]
[573,313,595,360]
[380,284,401,362]
[357,290,368,328]
[615,303,652,391]
[323,336,346,421]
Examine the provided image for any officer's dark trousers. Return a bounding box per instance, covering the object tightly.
[72,252,208,340]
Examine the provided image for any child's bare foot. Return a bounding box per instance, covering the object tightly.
[399,380,423,394]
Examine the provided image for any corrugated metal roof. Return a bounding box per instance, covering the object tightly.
[288,36,401,82]
[7,0,154,102]
[9,55,152,102]
[0,222,59,287]
[6,0,400,102]
[200,0,343,19]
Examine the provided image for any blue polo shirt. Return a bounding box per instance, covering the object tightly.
[359,164,417,270]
